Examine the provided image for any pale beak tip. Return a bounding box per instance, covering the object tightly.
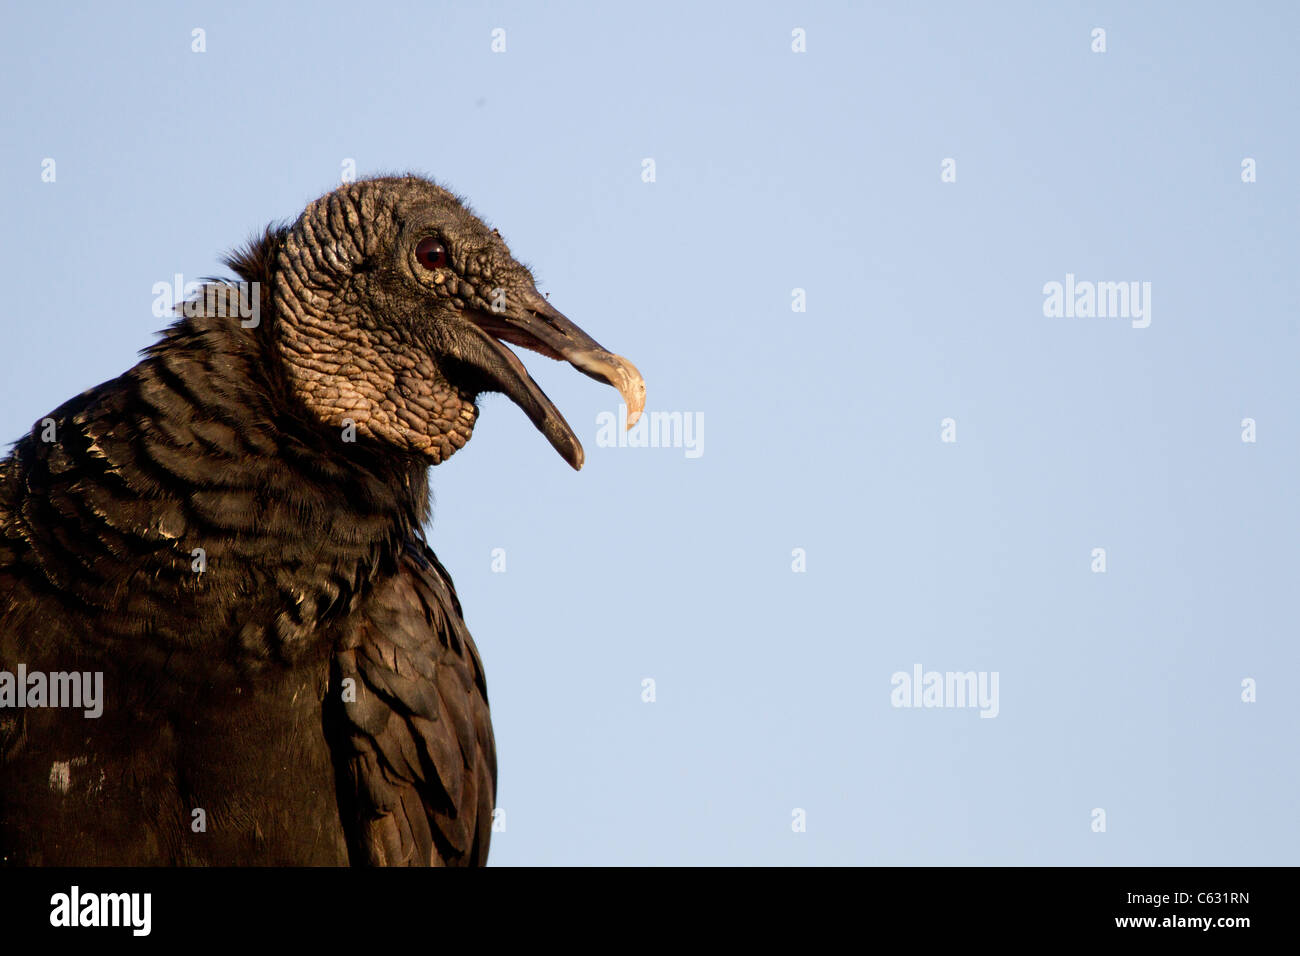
[614,354,646,430]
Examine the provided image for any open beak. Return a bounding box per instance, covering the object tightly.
[445,288,645,470]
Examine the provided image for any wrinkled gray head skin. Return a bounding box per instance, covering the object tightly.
[271,175,644,467]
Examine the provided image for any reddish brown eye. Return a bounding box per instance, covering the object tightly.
[415,237,448,270]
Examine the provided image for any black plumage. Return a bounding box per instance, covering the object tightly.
[0,176,643,865]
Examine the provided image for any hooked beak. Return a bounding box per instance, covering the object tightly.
[445,288,645,470]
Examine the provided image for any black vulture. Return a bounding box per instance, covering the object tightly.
[0,176,644,865]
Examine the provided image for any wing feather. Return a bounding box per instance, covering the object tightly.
[329,539,496,866]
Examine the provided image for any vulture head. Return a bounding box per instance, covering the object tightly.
[257,175,644,468]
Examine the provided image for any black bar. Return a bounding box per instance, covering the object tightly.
[0,866,1276,941]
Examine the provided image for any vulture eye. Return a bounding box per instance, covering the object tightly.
[415,237,449,270]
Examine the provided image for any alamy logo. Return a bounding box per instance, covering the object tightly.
[1042,273,1151,328]
[596,405,703,459]
[152,273,260,328]
[890,664,999,718]
[50,886,151,936]
[0,665,103,718]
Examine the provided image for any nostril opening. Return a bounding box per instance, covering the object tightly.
[531,308,569,336]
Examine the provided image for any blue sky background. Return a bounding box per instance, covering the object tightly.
[2,1,1296,865]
